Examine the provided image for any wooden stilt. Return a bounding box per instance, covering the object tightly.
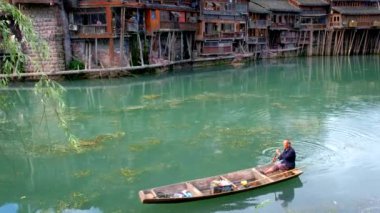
[375,31,380,54]
[362,29,369,54]
[321,30,326,55]
[189,34,193,59]
[181,31,183,60]
[171,32,177,61]
[158,32,162,59]
[316,30,321,55]
[149,35,153,64]
[137,33,144,66]
[308,30,313,56]
[120,7,126,66]
[348,30,356,55]
[356,30,365,55]
[186,34,191,59]
[333,30,339,55]
[164,32,170,60]
[95,38,98,66]
[89,42,92,69]
[339,30,345,55]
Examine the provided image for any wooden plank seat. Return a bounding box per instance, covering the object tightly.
[251,168,274,183]
[185,182,204,196]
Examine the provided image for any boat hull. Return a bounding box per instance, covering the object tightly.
[139,166,303,204]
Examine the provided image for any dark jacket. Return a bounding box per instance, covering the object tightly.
[278,147,296,169]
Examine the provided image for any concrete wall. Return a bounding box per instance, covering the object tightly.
[20,5,65,72]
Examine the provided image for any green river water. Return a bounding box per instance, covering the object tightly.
[1,56,380,212]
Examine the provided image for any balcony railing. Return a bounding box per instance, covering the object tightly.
[249,20,269,29]
[235,31,245,38]
[271,22,296,30]
[300,10,327,16]
[202,46,233,55]
[79,24,107,34]
[220,32,235,38]
[204,32,220,39]
[247,36,267,44]
[341,20,373,28]
[280,37,298,44]
[203,10,236,16]
[330,22,342,28]
[300,23,326,30]
[160,21,197,31]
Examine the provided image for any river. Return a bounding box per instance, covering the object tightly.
[1,56,380,212]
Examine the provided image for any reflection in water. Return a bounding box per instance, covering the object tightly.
[0,56,380,212]
[274,177,303,208]
[192,177,304,213]
[0,203,18,213]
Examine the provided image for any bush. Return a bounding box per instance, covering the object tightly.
[68,59,85,70]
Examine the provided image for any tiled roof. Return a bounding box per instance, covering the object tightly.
[296,0,329,6]
[249,2,269,13]
[332,7,380,15]
[250,0,301,13]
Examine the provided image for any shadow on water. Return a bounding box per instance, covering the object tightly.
[139,177,303,213]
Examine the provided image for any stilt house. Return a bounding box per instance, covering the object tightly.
[247,3,270,57]
[251,0,301,56]
[196,0,248,56]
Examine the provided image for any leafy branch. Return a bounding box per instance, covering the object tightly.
[0,1,79,149]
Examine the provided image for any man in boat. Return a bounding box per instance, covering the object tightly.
[263,139,296,174]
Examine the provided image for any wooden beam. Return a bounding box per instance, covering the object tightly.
[185,182,203,196]
[251,168,274,183]
[150,189,157,198]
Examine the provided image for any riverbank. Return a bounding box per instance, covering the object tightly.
[0,53,254,81]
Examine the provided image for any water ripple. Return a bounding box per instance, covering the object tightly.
[261,139,341,174]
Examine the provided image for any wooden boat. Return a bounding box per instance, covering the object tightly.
[139,164,303,203]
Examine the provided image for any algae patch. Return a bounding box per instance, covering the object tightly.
[128,138,161,152]
[120,168,142,182]
[73,170,91,178]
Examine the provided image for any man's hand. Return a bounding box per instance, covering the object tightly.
[276,149,281,155]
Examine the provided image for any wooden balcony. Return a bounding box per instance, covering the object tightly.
[247,36,266,44]
[203,9,236,16]
[70,24,110,38]
[202,46,233,55]
[11,0,56,4]
[160,21,197,31]
[300,23,326,30]
[343,20,374,29]
[280,37,298,44]
[204,32,220,39]
[329,22,342,29]
[203,31,244,40]
[248,20,269,29]
[221,32,235,38]
[162,0,177,4]
[234,32,245,39]
[270,22,296,30]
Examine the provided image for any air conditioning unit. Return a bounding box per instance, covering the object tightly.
[69,24,78,31]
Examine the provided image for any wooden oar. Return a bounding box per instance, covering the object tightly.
[271,152,278,163]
